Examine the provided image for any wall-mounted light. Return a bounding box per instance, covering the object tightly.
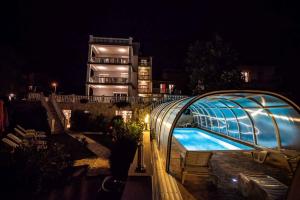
[117,67,128,70]
[118,48,127,53]
[97,66,107,70]
[98,47,107,52]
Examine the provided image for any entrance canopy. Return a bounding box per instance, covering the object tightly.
[151,91,300,169]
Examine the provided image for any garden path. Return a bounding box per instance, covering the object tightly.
[69,133,111,176]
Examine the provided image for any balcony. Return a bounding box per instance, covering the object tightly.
[138,75,151,80]
[90,76,128,84]
[90,57,130,65]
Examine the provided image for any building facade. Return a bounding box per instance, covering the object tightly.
[138,57,152,97]
[86,35,140,98]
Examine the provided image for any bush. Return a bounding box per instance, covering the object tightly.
[109,119,144,178]
[70,110,109,132]
[0,142,72,199]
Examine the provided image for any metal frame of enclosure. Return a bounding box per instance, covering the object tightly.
[150,90,300,172]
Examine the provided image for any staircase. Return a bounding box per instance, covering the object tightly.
[40,94,66,134]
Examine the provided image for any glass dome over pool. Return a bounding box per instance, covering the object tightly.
[150,90,300,171]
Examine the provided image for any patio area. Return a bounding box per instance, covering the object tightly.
[169,146,292,200]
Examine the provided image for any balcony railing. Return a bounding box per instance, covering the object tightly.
[90,57,130,65]
[89,36,132,45]
[138,75,150,80]
[90,76,128,84]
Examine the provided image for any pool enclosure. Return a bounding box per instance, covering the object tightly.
[150,90,300,172]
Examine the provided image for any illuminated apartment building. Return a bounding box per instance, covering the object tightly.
[86,35,140,98]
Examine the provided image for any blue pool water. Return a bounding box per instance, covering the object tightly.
[173,128,254,151]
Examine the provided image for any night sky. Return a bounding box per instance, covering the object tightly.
[1,0,300,94]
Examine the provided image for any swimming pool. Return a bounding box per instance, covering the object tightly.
[173,128,254,151]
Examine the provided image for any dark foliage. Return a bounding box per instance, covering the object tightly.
[80,98,89,104]
[70,110,109,132]
[7,101,50,132]
[113,101,131,109]
[0,142,72,199]
[186,34,243,94]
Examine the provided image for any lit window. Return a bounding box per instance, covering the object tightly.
[62,110,72,128]
[160,83,166,93]
[169,84,175,94]
[115,110,132,122]
[241,71,250,83]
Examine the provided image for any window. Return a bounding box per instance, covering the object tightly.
[115,110,132,122]
[241,71,250,83]
[169,84,175,94]
[160,83,167,93]
[140,59,148,66]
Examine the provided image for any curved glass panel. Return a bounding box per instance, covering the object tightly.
[151,91,300,172]
[269,107,300,150]
[246,108,277,148]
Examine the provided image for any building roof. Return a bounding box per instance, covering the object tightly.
[151,90,300,170]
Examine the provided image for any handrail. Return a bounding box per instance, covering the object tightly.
[50,94,67,130]
[39,93,54,130]
[27,93,187,108]
[90,76,128,84]
[90,57,130,64]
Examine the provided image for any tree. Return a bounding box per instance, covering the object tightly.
[185,34,243,94]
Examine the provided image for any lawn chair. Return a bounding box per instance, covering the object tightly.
[14,127,35,139]
[180,151,213,184]
[16,125,47,137]
[251,150,269,163]
[1,138,19,152]
[238,173,288,200]
[7,133,23,145]
[251,149,300,175]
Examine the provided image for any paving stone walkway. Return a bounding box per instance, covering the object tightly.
[69,133,111,176]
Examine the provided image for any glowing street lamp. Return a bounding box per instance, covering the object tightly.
[51,82,57,93]
[144,114,149,130]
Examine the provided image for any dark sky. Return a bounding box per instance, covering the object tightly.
[1,0,300,94]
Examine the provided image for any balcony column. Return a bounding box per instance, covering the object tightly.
[86,64,91,82]
[88,44,92,61]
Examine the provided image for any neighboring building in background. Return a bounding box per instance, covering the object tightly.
[238,65,278,89]
[138,57,152,98]
[86,35,140,98]
[152,80,176,97]
[152,68,189,98]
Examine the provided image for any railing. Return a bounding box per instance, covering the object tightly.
[150,95,187,110]
[27,93,187,107]
[90,76,128,84]
[49,95,67,130]
[89,36,132,45]
[28,92,42,101]
[90,57,130,64]
[53,95,154,104]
